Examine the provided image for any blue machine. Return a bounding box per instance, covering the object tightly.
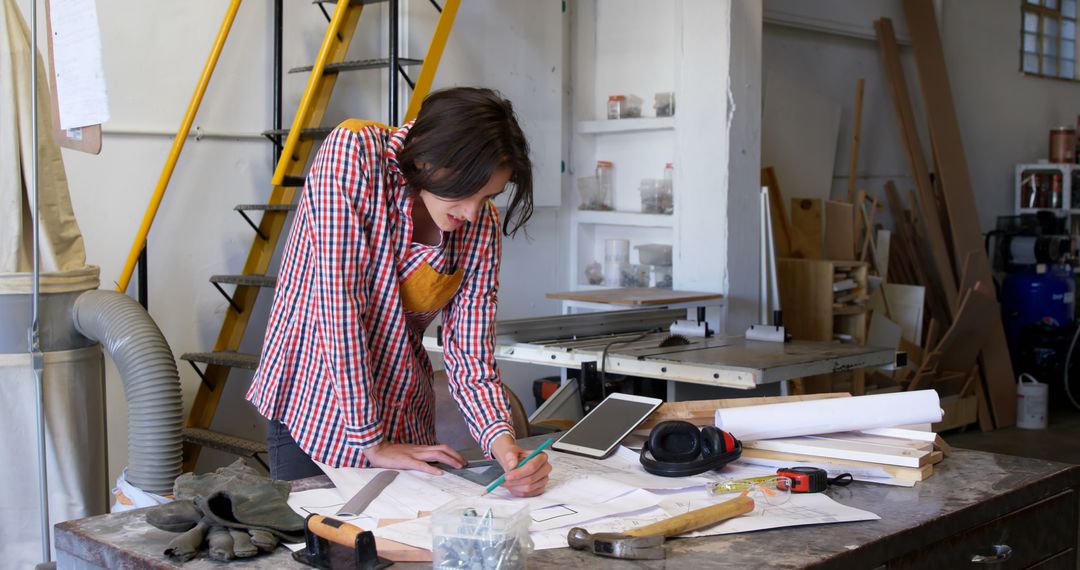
[1002,264,1074,353]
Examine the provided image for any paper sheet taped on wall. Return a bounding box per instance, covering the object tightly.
[50,0,109,129]
[715,390,942,441]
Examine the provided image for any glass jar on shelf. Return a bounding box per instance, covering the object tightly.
[607,95,625,120]
[596,161,615,207]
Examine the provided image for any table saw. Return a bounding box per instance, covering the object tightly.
[424,308,895,390]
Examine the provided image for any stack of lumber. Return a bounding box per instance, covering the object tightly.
[761,0,1015,431]
[640,394,949,484]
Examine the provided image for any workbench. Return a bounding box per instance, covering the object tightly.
[56,447,1080,568]
[426,308,896,389]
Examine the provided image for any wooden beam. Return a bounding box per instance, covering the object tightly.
[847,78,866,203]
[901,0,1016,428]
[825,201,856,261]
[790,198,823,259]
[762,167,792,257]
[874,18,958,312]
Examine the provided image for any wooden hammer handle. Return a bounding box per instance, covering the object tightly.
[624,495,754,538]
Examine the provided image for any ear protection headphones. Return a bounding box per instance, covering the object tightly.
[639,420,742,477]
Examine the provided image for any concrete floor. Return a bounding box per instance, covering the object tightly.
[944,404,1080,465]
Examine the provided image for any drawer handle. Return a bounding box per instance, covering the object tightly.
[971,544,1012,564]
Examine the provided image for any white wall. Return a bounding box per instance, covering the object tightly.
[763,19,920,207]
[941,0,1080,231]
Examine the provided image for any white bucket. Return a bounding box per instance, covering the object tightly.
[1017,373,1049,430]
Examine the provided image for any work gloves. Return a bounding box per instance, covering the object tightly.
[145,460,306,562]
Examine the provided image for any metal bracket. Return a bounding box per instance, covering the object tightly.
[186,361,213,391]
[262,132,284,153]
[211,282,244,314]
[237,210,269,240]
[397,65,415,89]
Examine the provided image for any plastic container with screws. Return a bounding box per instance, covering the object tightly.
[432,498,532,570]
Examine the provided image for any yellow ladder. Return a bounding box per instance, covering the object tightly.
[180,0,461,471]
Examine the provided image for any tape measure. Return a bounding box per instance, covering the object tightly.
[776,467,853,493]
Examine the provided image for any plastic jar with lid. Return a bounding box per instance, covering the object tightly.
[596,161,615,208]
[607,96,625,120]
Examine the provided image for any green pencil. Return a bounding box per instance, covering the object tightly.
[482,437,555,495]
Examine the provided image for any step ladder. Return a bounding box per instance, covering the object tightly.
[180,0,461,472]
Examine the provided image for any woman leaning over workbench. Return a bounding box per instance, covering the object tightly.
[246,87,551,497]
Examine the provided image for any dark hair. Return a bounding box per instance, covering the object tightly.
[399,87,534,237]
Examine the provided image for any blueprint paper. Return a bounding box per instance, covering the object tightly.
[529,492,879,549]
[715,390,942,441]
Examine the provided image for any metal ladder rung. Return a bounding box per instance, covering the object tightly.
[210,274,277,288]
[182,428,268,470]
[260,126,334,139]
[313,0,388,5]
[181,351,261,370]
[234,203,297,212]
[290,57,423,74]
[280,176,306,188]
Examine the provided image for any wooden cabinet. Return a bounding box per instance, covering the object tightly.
[776,258,869,343]
[776,258,871,394]
[888,490,1077,569]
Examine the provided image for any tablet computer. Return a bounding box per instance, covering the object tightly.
[552,393,663,459]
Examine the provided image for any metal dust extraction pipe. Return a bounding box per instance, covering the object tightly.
[72,290,184,494]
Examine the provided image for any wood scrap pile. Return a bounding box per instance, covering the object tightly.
[761,0,1016,431]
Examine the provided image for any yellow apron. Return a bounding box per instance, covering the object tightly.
[400,262,464,314]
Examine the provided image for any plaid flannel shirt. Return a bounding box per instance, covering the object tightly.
[247,120,513,467]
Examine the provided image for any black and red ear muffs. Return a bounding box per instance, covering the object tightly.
[639,420,742,477]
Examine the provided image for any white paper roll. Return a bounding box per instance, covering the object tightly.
[714,390,943,441]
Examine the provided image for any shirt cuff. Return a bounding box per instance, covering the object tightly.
[479,421,514,458]
[344,423,384,450]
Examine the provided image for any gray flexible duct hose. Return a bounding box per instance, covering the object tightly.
[72,290,183,495]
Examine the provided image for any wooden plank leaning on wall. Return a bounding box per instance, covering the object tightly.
[900,0,1017,428]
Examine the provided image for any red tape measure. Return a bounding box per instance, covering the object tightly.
[776,466,853,493]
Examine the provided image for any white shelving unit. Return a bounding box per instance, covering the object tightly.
[1014,162,1080,233]
[568,0,677,291]
[575,117,675,135]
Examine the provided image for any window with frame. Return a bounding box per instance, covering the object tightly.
[1022,0,1078,80]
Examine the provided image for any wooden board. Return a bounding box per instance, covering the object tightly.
[740,447,933,481]
[847,79,866,203]
[869,284,925,345]
[932,394,979,433]
[762,167,792,257]
[545,288,723,306]
[935,283,996,374]
[372,519,432,562]
[762,71,842,203]
[777,258,834,341]
[790,198,823,259]
[639,392,850,431]
[874,19,958,312]
[876,229,892,280]
[744,436,932,468]
[825,201,856,261]
[901,1,1016,427]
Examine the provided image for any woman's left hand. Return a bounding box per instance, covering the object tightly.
[490,434,552,497]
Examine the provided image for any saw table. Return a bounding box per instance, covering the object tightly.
[425,308,895,390]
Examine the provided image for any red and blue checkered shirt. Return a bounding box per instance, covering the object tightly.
[247,120,512,467]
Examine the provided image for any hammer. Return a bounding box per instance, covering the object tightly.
[567,494,755,560]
